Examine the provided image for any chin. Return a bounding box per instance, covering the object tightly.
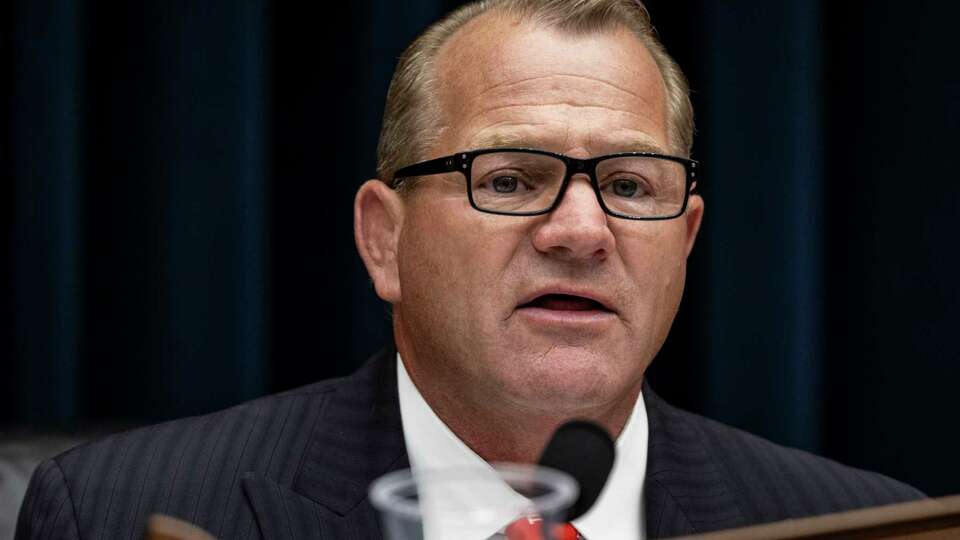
[495,347,624,408]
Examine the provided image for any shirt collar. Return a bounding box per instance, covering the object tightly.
[397,353,648,540]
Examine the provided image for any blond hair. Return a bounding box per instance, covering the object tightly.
[377,0,694,188]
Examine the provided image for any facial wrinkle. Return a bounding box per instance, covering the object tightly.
[475,72,662,115]
[469,101,652,120]
[461,108,663,154]
[475,72,645,102]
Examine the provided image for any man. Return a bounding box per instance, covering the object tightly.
[16,1,922,539]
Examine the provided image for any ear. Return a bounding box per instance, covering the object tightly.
[354,180,404,303]
[683,193,704,257]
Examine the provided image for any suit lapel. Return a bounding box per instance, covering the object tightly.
[243,346,407,539]
[243,473,392,540]
[642,383,747,538]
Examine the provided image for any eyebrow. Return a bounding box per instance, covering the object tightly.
[623,139,669,154]
[466,133,671,155]
[468,132,528,149]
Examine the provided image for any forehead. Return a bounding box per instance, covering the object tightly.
[433,11,669,154]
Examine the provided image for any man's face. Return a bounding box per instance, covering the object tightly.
[391,14,703,416]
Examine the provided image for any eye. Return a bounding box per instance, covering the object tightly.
[611,178,641,198]
[491,175,520,193]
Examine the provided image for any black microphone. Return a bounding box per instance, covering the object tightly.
[537,420,616,520]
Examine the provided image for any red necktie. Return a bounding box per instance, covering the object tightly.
[504,516,582,540]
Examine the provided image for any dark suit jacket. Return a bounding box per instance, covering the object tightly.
[16,347,923,539]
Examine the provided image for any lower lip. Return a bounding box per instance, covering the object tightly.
[515,306,617,328]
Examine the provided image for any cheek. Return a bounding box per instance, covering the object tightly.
[399,199,523,315]
[617,226,689,310]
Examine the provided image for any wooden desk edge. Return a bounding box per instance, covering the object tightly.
[671,495,960,540]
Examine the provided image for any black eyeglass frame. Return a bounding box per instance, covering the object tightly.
[391,147,700,221]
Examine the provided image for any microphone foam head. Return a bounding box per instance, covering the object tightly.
[537,420,615,520]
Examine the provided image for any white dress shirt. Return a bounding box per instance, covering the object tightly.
[397,354,648,540]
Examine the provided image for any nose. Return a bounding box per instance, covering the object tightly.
[531,175,615,263]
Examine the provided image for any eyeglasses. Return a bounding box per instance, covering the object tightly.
[391,148,699,220]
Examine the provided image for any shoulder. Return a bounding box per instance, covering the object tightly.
[17,375,354,540]
[15,459,80,540]
[55,376,343,482]
[652,394,924,522]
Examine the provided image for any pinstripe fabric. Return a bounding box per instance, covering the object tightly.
[643,384,924,537]
[14,460,79,539]
[14,374,340,540]
[16,346,923,539]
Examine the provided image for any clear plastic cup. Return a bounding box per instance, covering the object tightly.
[369,463,579,540]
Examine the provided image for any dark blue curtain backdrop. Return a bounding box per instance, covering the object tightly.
[4,1,958,496]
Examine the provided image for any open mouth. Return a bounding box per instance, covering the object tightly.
[519,293,612,312]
